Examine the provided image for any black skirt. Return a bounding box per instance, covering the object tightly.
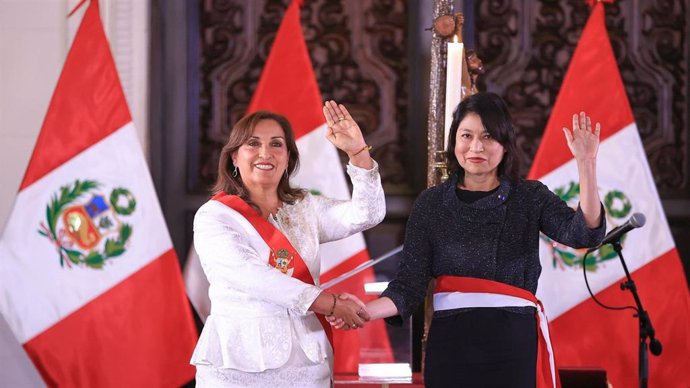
[424,308,537,388]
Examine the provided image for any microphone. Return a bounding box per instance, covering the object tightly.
[588,213,646,252]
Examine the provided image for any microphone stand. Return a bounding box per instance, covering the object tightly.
[610,240,662,388]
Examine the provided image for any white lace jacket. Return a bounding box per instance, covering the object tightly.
[190,162,385,372]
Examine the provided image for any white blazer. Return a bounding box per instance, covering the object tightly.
[190,162,386,373]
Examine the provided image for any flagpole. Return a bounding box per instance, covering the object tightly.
[320,245,404,289]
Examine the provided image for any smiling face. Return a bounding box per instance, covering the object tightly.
[232,119,289,192]
[454,112,505,180]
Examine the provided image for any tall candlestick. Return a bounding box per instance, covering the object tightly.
[444,36,464,151]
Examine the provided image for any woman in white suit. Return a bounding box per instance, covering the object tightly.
[190,101,385,387]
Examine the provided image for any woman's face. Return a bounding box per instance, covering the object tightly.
[454,112,505,179]
[232,119,289,191]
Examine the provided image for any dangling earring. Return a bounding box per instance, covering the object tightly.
[232,166,238,178]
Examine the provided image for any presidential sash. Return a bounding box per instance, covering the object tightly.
[212,193,333,347]
[434,276,560,388]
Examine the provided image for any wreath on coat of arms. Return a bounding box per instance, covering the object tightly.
[38,179,136,269]
[541,181,633,272]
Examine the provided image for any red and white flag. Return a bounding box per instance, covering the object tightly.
[0,1,197,386]
[247,0,392,373]
[530,2,690,387]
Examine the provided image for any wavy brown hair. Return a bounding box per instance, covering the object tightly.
[212,111,305,207]
[446,92,521,185]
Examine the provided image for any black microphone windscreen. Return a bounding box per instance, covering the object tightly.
[650,339,663,356]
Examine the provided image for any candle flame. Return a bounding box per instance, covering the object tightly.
[453,34,459,43]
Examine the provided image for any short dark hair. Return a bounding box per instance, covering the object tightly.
[446,92,521,184]
[212,111,305,206]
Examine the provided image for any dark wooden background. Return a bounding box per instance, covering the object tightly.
[150,0,689,293]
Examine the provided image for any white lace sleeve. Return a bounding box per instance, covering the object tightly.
[314,160,386,243]
[193,204,321,314]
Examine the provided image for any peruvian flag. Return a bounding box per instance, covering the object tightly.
[530,2,690,387]
[246,0,393,373]
[0,1,197,387]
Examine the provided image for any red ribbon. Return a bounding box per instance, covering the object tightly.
[435,276,561,388]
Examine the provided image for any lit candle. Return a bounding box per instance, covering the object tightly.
[444,35,464,150]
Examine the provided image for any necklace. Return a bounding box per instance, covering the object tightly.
[267,204,282,222]
[259,202,281,220]
[268,206,289,226]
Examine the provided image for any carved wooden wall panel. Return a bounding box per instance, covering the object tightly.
[475,0,688,197]
[151,0,690,326]
[195,0,409,193]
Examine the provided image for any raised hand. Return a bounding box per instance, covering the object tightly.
[322,101,369,158]
[563,111,603,228]
[562,111,601,162]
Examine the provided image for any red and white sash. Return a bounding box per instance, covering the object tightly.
[434,276,560,388]
[212,193,333,346]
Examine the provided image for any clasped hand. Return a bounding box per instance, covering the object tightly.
[326,293,369,330]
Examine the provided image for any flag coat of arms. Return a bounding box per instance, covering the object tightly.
[245,0,393,372]
[530,3,690,387]
[0,1,197,386]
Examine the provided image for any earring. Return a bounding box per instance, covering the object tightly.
[232,166,238,177]
[284,169,289,179]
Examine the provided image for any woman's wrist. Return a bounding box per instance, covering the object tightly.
[328,293,337,316]
[367,297,399,320]
[348,144,374,169]
[348,144,372,158]
[310,292,339,315]
[575,157,597,169]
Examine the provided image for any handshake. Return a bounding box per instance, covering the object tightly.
[324,293,370,330]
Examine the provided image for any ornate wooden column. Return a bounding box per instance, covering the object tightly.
[426,0,453,188]
[421,0,481,374]
[417,0,454,375]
